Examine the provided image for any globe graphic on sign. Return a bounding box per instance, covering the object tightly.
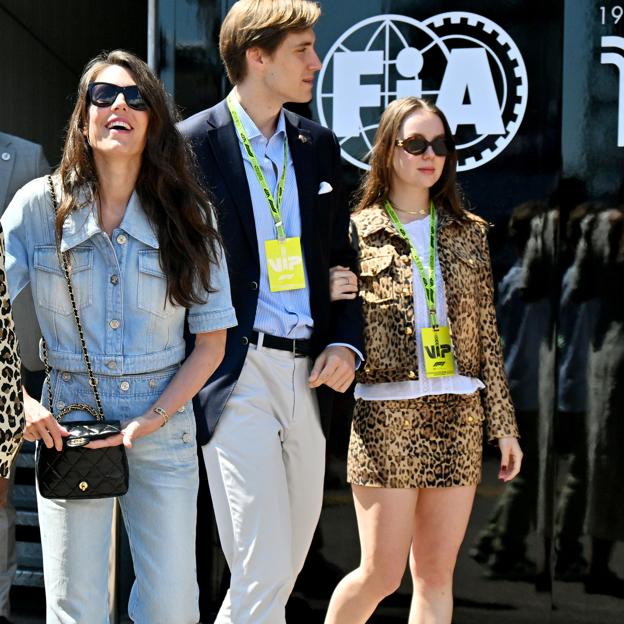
[316,13,528,172]
[317,15,450,171]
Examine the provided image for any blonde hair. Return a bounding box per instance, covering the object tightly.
[219,0,321,84]
[355,97,465,220]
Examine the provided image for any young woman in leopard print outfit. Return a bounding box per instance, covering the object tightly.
[325,98,522,624]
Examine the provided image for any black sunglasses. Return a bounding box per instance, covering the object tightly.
[395,134,455,157]
[87,82,148,111]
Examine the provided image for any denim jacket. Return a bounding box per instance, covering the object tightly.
[1,176,237,376]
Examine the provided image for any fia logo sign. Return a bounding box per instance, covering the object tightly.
[316,12,528,172]
[601,36,624,147]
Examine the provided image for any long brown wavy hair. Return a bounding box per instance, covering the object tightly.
[355,97,466,219]
[57,49,220,307]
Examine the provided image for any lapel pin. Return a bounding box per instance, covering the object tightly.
[1,152,10,161]
[298,134,308,144]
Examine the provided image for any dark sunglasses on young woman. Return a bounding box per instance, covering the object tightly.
[395,134,455,157]
[87,82,148,111]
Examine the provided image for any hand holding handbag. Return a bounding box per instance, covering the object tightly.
[35,176,129,500]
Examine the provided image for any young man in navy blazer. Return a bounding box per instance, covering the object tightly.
[179,1,363,621]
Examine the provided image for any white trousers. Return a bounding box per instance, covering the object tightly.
[203,340,326,624]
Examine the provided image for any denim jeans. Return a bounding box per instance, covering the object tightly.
[37,366,200,624]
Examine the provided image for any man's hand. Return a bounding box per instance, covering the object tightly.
[308,345,355,393]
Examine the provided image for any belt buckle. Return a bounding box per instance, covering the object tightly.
[293,339,307,358]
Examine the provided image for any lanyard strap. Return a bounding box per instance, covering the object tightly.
[383,199,438,327]
[227,93,288,241]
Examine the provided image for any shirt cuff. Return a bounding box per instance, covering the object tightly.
[188,307,238,334]
[327,342,364,370]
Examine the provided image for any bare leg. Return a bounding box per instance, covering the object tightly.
[324,485,418,624]
[408,485,476,624]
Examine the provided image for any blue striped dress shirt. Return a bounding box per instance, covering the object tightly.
[229,94,314,339]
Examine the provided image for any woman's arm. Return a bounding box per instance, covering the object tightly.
[88,329,227,449]
[477,226,519,442]
[21,386,68,451]
[475,226,522,481]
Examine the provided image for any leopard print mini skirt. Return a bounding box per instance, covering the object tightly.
[347,392,484,488]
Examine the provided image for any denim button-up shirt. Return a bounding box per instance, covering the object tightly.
[1,176,237,376]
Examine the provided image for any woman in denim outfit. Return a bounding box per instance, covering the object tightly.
[1,50,237,624]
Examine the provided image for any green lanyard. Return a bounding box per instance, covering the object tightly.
[383,199,438,327]
[227,93,288,241]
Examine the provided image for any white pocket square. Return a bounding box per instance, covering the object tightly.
[318,181,333,195]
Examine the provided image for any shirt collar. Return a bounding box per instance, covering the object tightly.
[228,89,286,143]
[119,192,160,249]
[60,188,159,251]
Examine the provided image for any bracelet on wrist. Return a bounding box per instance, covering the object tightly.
[153,406,170,428]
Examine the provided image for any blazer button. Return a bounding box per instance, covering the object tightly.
[405,327,413,336]
[250,281,258,290]
[403,419,411,428]
[364,367,371,374]
[467,415,475,423]
[407,370,416,379]
[402,287,410,295]
[241,336,249,345]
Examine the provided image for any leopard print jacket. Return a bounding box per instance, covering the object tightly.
[0,226,24,477]
[353,204,518,442]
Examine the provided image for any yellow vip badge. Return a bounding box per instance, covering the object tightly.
[421,326,455,378]
[265,237,306,292]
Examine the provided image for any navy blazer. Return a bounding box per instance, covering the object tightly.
[179,100,363,444]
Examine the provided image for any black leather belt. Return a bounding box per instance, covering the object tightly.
[250,331,311,357]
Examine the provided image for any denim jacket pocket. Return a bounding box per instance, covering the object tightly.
[34,245,93,316]
[137,249,175,318]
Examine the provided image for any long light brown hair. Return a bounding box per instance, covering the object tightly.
[355,97,465,219]
[57,50,220,307]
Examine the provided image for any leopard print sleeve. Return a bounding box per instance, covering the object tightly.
[476,225,519,443]
[0,226,25,477]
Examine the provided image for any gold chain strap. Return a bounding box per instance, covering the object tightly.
[44,176,105,423]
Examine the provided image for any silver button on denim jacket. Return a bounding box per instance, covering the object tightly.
[1,176,237,376]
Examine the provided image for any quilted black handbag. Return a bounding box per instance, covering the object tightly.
[35,177,129,500]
